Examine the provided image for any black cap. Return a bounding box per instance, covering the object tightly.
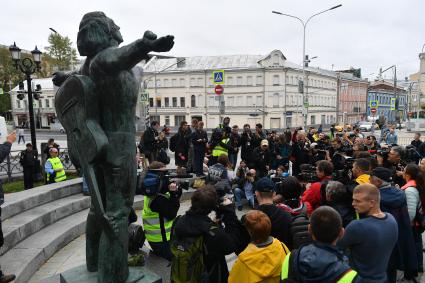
[371,167,392,182]
[255,177,275,192]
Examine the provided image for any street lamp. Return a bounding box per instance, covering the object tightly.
[272,4,342,129]
[9,42,42,152]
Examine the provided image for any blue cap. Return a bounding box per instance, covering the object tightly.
[255,177,276,192]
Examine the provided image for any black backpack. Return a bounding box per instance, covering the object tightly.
[290,204,312,249]
[170,134,178,152]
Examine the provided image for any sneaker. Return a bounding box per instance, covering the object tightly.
[0,274,16,283]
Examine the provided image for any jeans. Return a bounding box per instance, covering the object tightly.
[149,241,172,261]
[234,187,254,208]
[228,153,237,169]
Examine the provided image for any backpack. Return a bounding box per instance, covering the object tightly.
[157,148,170,165]
[290,204,312,249]
[170,134,178,152]
[170,217,213,283]
[138,171,163,196]
[415,201,425,233]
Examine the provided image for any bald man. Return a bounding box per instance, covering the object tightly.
[338,184,398,283]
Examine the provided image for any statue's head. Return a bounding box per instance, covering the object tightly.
[77,11,123,57]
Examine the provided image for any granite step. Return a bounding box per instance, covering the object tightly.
[1,195,144,283]
[1,194,90,256]
[2,178,83,221]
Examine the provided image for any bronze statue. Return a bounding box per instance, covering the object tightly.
[54,11,174,282]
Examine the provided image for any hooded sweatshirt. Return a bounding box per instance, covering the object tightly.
[228,237,288,283]
[282,243,357,283]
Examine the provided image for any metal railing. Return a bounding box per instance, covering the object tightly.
[1,148,76,182]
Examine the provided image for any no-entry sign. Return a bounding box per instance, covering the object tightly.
[215,85,224,95]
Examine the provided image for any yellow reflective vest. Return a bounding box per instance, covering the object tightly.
[212,138,230,157]
[142,194,173,243]
[281,252,358,282]
[47,157,66,182]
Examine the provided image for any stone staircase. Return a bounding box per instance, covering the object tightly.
[0,178,144,283]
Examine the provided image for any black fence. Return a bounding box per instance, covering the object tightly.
[1,148,76,182]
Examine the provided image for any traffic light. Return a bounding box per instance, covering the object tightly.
[304,55,309,67]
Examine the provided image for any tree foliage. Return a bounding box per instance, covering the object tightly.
[45,33,78,71]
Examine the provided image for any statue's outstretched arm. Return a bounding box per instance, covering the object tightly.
[94,31,174,73]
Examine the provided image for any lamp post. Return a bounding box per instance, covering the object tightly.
[9,42,42,152]
[272,4,342,129]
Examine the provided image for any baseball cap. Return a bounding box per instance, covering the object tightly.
[260,139,269,147]
[371,167,392,182]
[255,177,275,193]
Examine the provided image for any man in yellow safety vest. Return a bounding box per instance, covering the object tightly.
[141,161,181,261]
[281,206,360,282]
[211,126,232,165]
[44,147,66,183]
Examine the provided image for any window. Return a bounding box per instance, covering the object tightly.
[273,75,279,86]
[273,54,280,66]
[191,95,196,107]
[228,77,233,86]
[180,97,185,107]
[237,76,243,85]
[247,76,253,86]
[17,100,21,108]
[39,100,42,108]
[165,115,170,126]
[156,98,161,107]
[172,79,177,87]
[227,96,234,107]
[321,115,326,124]
[156,80,161,87]
[148,80,154,88]
[175,115,185,127]
[45,99,50,108]
[198,94,203,107]
[197,78,203,86]
[208,96,215,106]
[311,115,316,125]
[164,79,169,87]
[164,97,170,107]
[247,96,253,105]
[149,98,154,107]
[256,76,262,86]
[256,96,262,106]
[236,96,243,106]
[180,78,185,87]
[190,78,196,87]
[150,115,160,124]
[172,97,177,107]
[273,93,279,107]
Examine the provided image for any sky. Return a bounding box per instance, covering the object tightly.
[2,0,425,80]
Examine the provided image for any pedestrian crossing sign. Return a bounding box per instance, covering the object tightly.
[369,100,378,108]
[390,98,396,110]
[140,91,149,102]
[213,70,225,85]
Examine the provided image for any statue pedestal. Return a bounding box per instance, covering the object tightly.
[60,265,162,283]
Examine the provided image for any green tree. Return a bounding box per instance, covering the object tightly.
[0,46,24,114]
[45,32,78,71]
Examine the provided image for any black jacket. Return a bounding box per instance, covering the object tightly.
[285,243,359,283]
[257,204,292,248]
[0,142,12,205]
[191,129,208,151]
[172,207,245,283]
[229,132,241,154]
[240,131,255,162]
[411,139,422,149]
[251,147,272,177]
[142,127,159,153]
[20,149,38,168]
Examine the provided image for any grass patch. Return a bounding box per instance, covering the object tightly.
[3,173,79,194]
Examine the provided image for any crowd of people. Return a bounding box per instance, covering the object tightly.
[136,117,425,283]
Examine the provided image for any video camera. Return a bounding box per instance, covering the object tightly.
[333,156,354,184]
[297,164,319,183]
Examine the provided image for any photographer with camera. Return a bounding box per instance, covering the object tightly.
[141,161,182,261]
[170,185,245,283]
[302,160,333,210]
[251,139,273,178]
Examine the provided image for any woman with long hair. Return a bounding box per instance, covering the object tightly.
[402,163,425,274]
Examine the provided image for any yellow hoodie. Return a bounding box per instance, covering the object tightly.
[228,238,289,283]
[356,173,370,184]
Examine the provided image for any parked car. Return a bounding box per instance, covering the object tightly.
[358,121,373,132]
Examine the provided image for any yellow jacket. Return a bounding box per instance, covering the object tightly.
[228,237,289,283]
